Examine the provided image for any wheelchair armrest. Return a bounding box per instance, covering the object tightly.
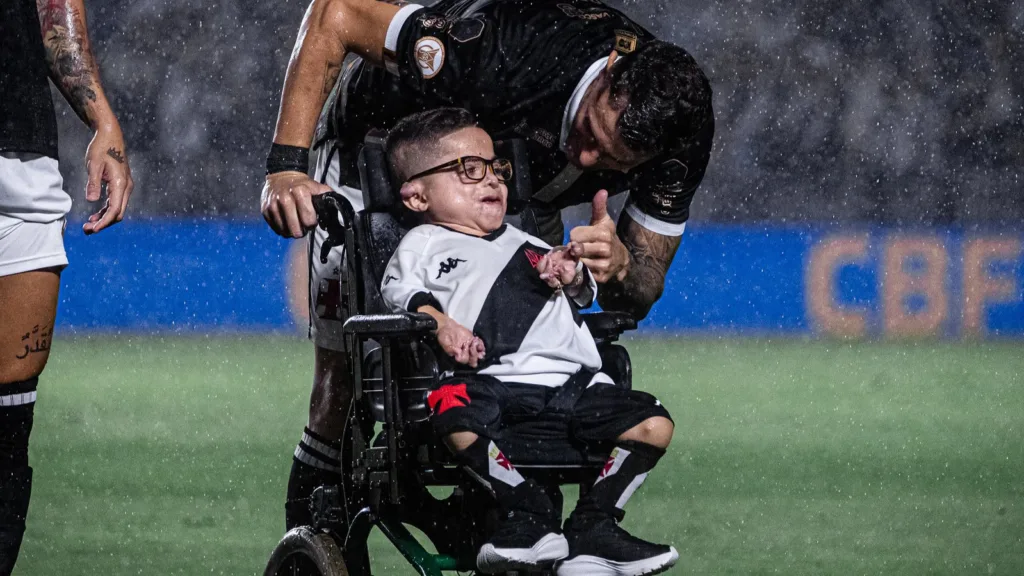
[343,313,437,338]
[582,311,637,339]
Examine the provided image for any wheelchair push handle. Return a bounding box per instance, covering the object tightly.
[311,191,355,264]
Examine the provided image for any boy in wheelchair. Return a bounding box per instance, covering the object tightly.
[379,108,678,576]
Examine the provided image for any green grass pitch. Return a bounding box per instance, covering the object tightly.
[14,336,1024,575]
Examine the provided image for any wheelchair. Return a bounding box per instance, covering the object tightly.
[264,131,638,576]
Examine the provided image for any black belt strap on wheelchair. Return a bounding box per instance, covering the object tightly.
[542,369,595,418]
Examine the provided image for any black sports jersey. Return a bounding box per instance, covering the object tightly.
[381,223,605,387]
[327,0,714,243]
[0,0,59,159]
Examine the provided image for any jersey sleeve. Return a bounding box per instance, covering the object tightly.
[380,235,442,313]
[569,264,597,309]
[622,117,715,237]
[384,3,509,108]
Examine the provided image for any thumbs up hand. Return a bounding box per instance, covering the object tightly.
[568,190,631,283]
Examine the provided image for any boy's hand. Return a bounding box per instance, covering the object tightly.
[436,318,487,368]
[537,242,583,290]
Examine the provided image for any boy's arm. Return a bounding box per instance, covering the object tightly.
[380,237,484,366]
[416,306,485,368]
[537,243,597,309]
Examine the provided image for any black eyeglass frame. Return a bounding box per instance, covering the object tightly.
[405,155,513,183]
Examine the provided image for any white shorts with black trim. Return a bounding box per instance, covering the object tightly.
[0,153,70,278]
[307,141,364,352]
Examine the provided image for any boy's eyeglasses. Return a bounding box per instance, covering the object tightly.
[406,156,513,183]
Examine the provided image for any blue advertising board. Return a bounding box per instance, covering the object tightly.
[55,221,1024,338]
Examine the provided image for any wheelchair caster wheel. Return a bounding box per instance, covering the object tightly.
[264,527,349,576]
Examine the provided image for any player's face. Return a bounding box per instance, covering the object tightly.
[418,127,508,234]
[566,82,649,172]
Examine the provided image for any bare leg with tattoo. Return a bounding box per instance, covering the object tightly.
[0,270,59,574]
[0,1,132,572]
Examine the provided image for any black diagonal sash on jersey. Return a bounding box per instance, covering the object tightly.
[472,242,553,368]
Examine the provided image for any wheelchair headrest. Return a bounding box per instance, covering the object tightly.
[357,129,533,214]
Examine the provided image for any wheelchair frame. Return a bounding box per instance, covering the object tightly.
[264,135,638,576]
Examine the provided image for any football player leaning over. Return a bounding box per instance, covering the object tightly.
[380,107,677,576]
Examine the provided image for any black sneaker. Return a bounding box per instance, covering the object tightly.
[557,517,678,576]
[476,508,569,574]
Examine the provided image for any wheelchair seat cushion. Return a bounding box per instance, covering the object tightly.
[358,210,409,314]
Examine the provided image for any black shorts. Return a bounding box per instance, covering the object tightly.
[427,373,671,449]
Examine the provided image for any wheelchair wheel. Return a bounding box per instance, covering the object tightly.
[264,527,349,576]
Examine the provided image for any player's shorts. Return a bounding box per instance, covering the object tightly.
[427,372,672,448]
[0,153,70,278]
[308,140,364,351]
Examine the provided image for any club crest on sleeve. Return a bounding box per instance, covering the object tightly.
[414,36,445,79]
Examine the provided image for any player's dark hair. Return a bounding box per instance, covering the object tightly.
[609,40,714,158]
[386,107,478,181]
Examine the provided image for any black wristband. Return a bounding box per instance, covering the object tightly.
[266,143,310,175]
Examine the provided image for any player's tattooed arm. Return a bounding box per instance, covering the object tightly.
[37,0,134,234]
[274,0,402,147]
[263,0,404,237]
[35,0,110,127]
[597,213,681,320]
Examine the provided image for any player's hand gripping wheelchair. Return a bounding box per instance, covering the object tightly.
[263,132,638,576]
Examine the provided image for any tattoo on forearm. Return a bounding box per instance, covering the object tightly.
[598,219,680,320]
[322,62,341,96]
[106,147,125,164]
[36,0,99,122]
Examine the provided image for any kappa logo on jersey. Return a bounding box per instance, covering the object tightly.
[427,383,470,415]
[414,36,445,79]
[524,248,544,269]
[436,257,467,279]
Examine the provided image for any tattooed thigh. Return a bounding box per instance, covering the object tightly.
[0,270,61,384]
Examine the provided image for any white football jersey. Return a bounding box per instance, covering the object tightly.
[381,223,601,387]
